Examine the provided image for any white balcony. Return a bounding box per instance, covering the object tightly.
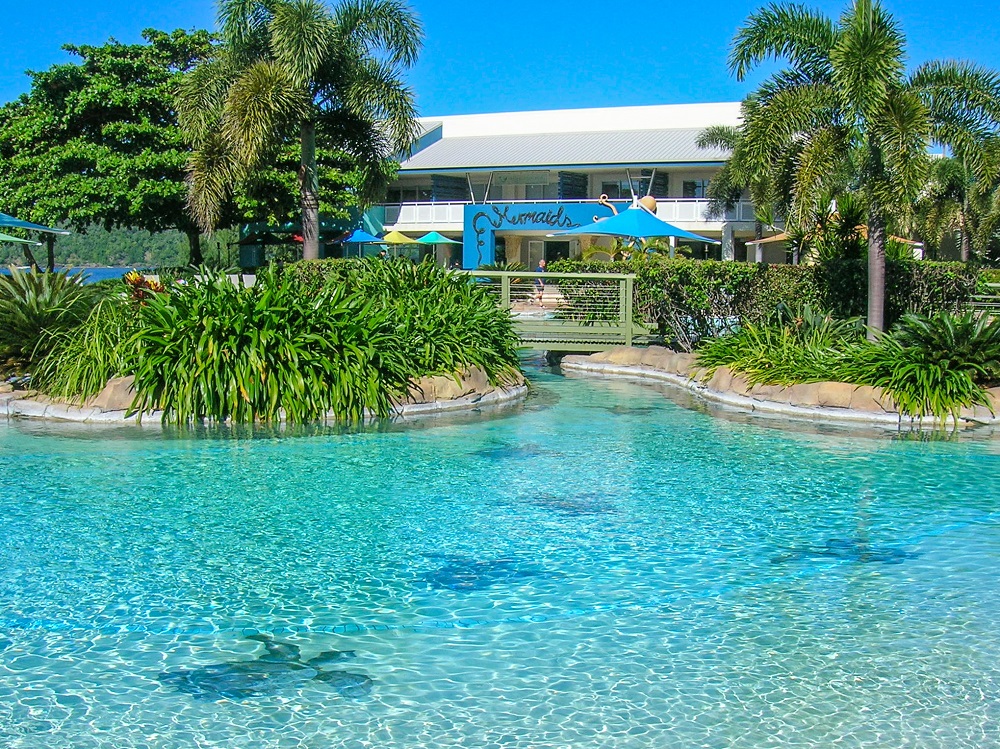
[377,199,756,231]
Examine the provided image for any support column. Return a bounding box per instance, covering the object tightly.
[668,236,676,259]
[721,223,735,262]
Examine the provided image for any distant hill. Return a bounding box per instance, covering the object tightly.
[0,226,238,268]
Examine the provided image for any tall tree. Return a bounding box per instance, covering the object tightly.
[178,0,422,261]
[730,0,1000,332]
[0,29,216,266]
[696,120,779,243]
[916,149,1000,260]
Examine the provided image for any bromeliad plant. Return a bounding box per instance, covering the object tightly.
[0,266,96,367]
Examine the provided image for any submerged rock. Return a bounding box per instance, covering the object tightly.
[423,556,542,591]
[158,633,370,701]
[772,538,915,565]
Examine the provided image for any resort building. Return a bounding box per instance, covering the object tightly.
[364,102,774,268]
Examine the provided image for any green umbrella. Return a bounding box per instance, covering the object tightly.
[415,231,461,245]
[0,231,42,245]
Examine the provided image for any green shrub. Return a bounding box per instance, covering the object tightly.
[0,266,96,366]
[35,294,140,402]
[697,308,997,422]
[129,266,407,424]
[549,257,978,350]
[126,261,521,424]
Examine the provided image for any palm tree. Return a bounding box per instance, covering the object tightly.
[177,0,422,261]
[917,149,1000,260]
[696,122,778,245]
[730,0,1000,332]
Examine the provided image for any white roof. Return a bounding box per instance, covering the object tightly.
[399,102,741,172]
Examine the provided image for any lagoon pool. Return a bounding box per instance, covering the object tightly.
[2,365,1000,748]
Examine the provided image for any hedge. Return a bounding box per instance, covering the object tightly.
[548,257,978,351]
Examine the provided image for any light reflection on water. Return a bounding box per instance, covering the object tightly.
[1,366,999,748]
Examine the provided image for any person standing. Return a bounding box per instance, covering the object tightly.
[534,258,547,303]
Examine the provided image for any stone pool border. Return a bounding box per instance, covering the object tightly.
[0,367,528,425]
[561,347,1000,428]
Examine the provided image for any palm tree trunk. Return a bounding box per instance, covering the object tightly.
[23,246,39,271]
[46,236,56,273]
[300,120,320,262]
[867,208,887,337]
[185,229,203,266]
[960,211,971,262]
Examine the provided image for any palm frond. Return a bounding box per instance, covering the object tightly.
[333,0,423,66]
[269,0,336,87]
[729,2,838,81]
[830,0,906,119]
[221,60,308,168]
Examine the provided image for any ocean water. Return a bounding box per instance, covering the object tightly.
[1,366,999,748]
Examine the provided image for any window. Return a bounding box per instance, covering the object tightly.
[386,187,431,203]
[524,183,547,200]
[682,180,711,199]
[601,178,658,199]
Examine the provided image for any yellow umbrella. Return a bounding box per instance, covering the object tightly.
[381,230,417,244]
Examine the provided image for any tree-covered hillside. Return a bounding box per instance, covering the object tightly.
[0,226,237,268]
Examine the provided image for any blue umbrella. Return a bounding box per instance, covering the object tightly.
[340,228,383,243]
[555,206,720,244]
[0,212,70,235]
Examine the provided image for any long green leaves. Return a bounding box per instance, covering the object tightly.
[696,307,999,422]
[118,260,520,425]
[0,266,95,366]
[35,294,140,401]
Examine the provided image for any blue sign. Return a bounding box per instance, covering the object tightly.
[462,202,625,268]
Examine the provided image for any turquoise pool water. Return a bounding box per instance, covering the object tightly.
[2,366,1000,748]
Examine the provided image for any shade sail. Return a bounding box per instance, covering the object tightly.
[341,229,383,243]
[415,231,461,245]
[0,212,70,235]
[0,231,42,245]
[555,206,720,244]
[381,230,418,244]
[746,228,922,246]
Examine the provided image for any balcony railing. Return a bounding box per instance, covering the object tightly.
[377,199,756,228]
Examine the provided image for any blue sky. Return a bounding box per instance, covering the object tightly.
[2,0,999,116]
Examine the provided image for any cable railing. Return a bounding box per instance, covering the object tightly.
[460,270,652,351]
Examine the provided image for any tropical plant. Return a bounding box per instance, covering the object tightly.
[35,295,141,401]
[730,0,1000,332]
[916,152,1000,261]
[0,30,216,266]
[0,267,96,366]
[130,266,406,423]
[125,261,521,424]
[696,122,777,241]
[177,0,422,261]
[696,307,1000,422]
[891,310,1000,382]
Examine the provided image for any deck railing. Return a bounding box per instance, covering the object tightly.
[460,270,651,351]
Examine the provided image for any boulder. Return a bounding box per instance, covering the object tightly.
[92,376,137,412]
[459,365,490,396]
[604,347,644,366]
[672,353,697,376]
[849,385,887,413]
[706,366,733,393]
[817,381,855,409]
[587,350,613,363]
[639,346,672,370]
[748,383,785,401]
[987,387,1000,414]
[784,383,821,407]
[729,374,751,397]
[0,383,12,394]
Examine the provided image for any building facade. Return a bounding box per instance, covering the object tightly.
[364,102,780,268]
